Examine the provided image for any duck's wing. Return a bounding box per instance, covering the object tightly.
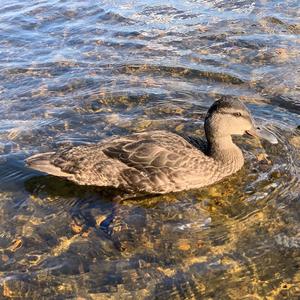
[103,131,195,168]
[101,131,214,192]
[26,131,212,193]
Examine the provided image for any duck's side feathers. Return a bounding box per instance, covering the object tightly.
[26,152,71,178]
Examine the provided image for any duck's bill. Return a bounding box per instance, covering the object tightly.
[246,127,278,144]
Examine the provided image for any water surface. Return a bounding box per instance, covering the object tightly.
[0,0,300,299]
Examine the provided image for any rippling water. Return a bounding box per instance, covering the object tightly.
[0,0,300,299]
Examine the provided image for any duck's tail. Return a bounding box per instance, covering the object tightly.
[26,152,71,178]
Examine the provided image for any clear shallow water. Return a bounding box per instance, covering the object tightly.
[0,0,300,299]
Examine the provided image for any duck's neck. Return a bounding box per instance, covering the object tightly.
[207,135,244,175]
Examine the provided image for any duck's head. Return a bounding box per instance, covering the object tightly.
[204,97,277,144]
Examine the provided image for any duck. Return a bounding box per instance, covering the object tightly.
[26,97,277,195]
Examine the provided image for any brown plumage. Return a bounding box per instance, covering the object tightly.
[26,98,277,194]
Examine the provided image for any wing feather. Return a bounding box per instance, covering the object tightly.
[26,130,214,193]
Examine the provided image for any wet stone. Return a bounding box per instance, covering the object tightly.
[0,142,20,154]
[177,239,191,251]
[8,238,23,252]
[289,136,300,148]
[70,220,84,234]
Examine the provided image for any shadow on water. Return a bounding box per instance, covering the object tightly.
[23,174,170,236]
[24,175,121,231]
[25,175,118,201]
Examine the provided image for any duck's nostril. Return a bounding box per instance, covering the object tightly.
[253,127,278,144]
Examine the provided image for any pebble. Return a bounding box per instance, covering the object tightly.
[289,136,300,148]
[134,119,152,132]
[8,239,23,252]
[70,220,84,234]
[51,236,79,256]
[157,267,176,277]
[104,113,120,124]
[95,214,107,227]
[275,48,289,62]
[256,152,271,164]
[177,239,191,251]
[175,124,184,132]
[269,171,281,179]
[1,254,9,262]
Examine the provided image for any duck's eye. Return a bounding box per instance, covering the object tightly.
[233,112,242,117]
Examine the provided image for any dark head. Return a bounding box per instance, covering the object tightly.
[204,97,277,144]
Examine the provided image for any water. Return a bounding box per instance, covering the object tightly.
[0,0,300,299]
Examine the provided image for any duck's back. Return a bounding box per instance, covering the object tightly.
[27,130,220,193]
